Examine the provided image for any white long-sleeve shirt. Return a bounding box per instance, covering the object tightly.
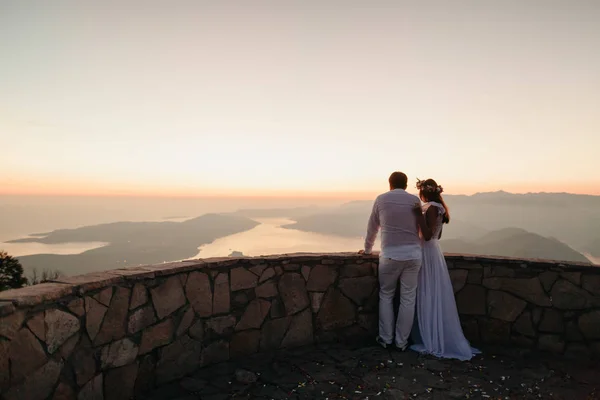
[364,189,422,261]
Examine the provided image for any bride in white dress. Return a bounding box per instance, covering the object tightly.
[410,179,480,360]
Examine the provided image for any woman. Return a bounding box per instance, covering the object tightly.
[410,178,479,360]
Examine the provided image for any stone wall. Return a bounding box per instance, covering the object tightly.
[0,253,598,400]
[447,254,600,358]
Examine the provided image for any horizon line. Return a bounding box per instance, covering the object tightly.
[1,189,599,199]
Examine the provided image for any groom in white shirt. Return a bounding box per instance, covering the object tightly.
[359,171,423,351]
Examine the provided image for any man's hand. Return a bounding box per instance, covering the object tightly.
[358,250,365,254]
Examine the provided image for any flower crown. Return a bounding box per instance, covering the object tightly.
[416,179,444,194]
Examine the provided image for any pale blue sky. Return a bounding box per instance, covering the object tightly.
[1,0,599,196]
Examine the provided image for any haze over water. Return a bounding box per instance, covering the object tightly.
[2,241,108,258]
[190,218,378,258]
[0,195,343,243]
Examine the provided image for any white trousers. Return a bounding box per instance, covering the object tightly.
[378,257,422,347]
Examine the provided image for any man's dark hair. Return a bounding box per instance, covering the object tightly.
[388,171,408,189]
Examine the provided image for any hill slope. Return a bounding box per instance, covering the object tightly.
[441,228,590,263]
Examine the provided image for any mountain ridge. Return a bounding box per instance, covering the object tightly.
[279,191,599,263]
[441,227,590,263]
[10,213,260,276]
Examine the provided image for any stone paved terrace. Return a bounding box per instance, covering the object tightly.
[0,253,599,400]
[141,342,599,400]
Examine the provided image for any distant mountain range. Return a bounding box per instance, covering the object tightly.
[10,214,259,276]
[277,191,600,264]
[283,217,590,263]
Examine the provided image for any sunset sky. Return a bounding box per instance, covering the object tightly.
[1,0,599,197]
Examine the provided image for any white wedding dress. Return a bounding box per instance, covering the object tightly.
[410,201,480,360]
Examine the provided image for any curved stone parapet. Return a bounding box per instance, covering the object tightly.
[0,253,598,399]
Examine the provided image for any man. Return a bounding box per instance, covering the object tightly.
[359,171,426,350]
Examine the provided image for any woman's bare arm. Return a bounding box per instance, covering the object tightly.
[414,205,437,241]
[413,205,433,241]
[424,207,439,241]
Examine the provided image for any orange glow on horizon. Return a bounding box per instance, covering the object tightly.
[1,178,599,198]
